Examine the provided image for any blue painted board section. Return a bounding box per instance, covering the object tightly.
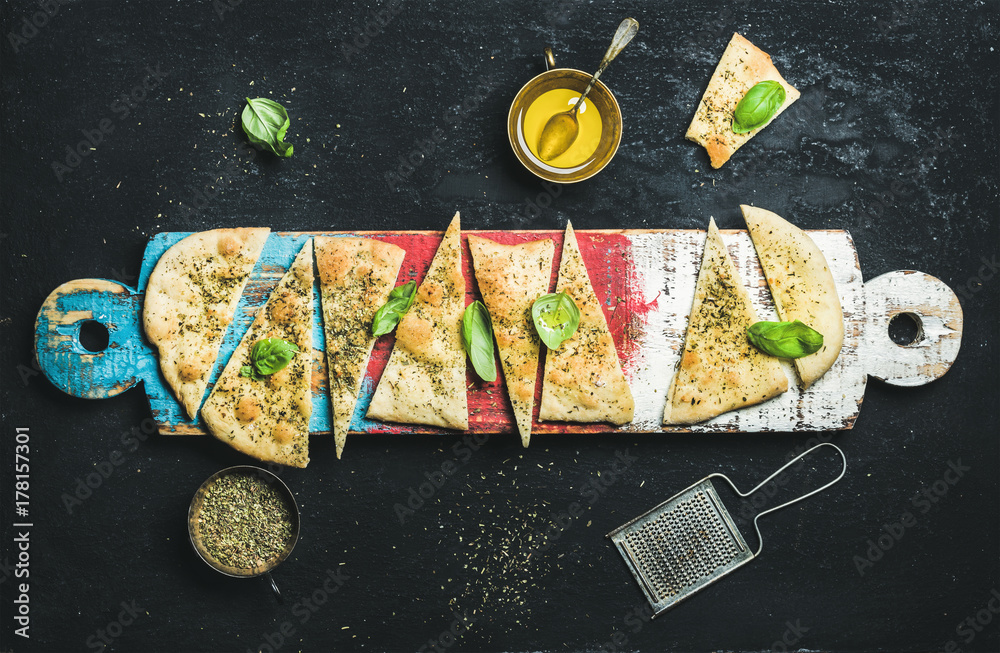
[137,232,334,433]
[34,280,157,400]
[41,231,439,435]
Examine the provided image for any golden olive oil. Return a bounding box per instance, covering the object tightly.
[524,89,603,167]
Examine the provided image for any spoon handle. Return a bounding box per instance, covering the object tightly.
[575,17,639,113]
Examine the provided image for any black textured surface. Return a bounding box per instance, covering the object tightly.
[1,1,998,652]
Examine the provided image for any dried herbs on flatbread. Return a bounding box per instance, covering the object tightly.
[539,222,634,426]
[663,218,788,425]
[316,236,406,458]
[201,239,314,468]
[468,235,554,446]
[742,205,843,388]
[367,213,468,430]
[143,227,270,420]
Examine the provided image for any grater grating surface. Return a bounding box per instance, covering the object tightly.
[610,479,752,614]
[607,443,847,617]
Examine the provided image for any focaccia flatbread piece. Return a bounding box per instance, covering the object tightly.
[143,227,270,420]
[742,205,844,388]
[686,32,800,169]
[468,235,555,447]
[201,239,314,468]
[663,218,788,425]
[367,212,468,430]
[316,236,406,458]
[539,222,634,425]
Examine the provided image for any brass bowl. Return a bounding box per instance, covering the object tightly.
[507,50,623,183]
[188,465,300,597]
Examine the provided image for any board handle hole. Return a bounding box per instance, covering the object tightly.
[888,312,923,346]
[79,320,110,353]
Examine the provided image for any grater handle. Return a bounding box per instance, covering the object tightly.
[709,443,847,557]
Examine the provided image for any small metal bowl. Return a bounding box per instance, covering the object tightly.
[187,465,300,599]
[508,47,623,184]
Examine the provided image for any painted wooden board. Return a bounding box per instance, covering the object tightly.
[34,229,962,438]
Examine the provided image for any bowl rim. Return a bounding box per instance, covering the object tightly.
[507,67,623,184]
[187,464,301,579]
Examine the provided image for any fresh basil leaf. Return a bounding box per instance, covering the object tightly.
[247,338,299,377]
[747,320,824,358]
[372,280,417,337]
[240,365,253,378]
[462,301,497,382]
[531,292,581,350]
[241,97,294,157]
[732,81,786,134]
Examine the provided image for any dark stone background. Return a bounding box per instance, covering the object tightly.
[1,1,998,651]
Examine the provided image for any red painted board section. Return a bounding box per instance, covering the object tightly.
[327,229,644,435]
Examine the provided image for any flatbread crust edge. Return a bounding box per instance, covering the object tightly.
[468,235,555,447]
[200,239,314,468]
[315,236,406,459]
[538,221,635,426]
[366,212,469,430]
[741,205,844,388]
[686,32,800,169]
[143,227,271,420]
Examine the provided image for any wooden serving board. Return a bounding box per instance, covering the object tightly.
[34,229,963,437]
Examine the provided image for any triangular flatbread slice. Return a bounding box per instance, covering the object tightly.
[686,32,800,169]
[143,228,270,420]
[663,218,788,424]
[468,235,555,447]
[742,205,844,388]
[201,239,314,468]
[366,212,468,430]
[316,237,406,458]
[539,222,634,425]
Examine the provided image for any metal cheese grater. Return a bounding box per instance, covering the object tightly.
[607,443,847,617]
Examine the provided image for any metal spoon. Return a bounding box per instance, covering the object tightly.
[536,17,639,162]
